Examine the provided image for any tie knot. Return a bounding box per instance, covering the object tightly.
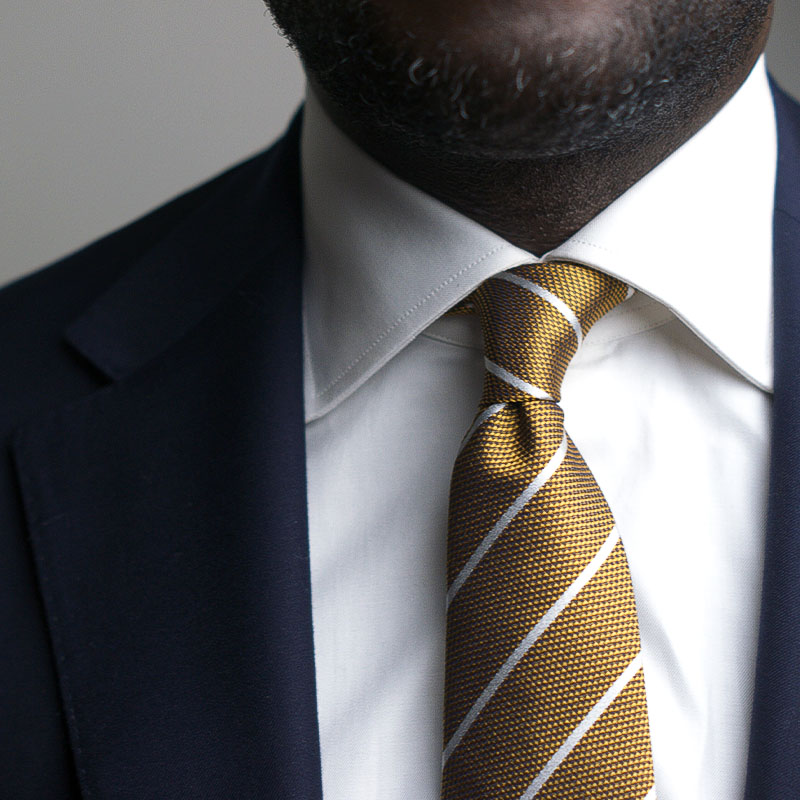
[472,262,628,404]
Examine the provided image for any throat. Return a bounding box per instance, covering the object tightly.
[312,61,761,255]
[344,133,686,255]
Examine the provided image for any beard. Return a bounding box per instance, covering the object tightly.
[265,0,772,159]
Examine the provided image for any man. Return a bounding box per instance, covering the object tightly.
[1,0,796,797]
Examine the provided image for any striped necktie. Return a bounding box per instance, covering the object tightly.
[441,262,656,800]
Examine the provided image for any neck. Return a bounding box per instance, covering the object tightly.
[311,54,765,255]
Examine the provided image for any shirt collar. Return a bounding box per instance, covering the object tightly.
[301,57,776,422]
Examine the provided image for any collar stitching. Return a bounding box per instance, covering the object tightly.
[317,242,512,398]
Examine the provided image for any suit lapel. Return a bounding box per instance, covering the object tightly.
[745,82,800,799]
[12,117,323,799]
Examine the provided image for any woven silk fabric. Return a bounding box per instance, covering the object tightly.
[442,263,655,800]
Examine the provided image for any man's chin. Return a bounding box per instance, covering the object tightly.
[270,0,772,162]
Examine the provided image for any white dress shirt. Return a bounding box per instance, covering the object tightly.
[301,57,777,800]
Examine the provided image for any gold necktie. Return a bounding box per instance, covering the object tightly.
[442,262,656,800]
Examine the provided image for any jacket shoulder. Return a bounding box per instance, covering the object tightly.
[0,147,276,331]
[772,78,800,222]
[0,136,291,435]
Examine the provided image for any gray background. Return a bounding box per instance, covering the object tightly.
[2,2,798,287]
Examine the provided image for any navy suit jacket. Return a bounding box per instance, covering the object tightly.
[2,83,800,799]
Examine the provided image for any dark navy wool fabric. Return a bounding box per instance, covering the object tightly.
[2,114,321,799]
[744,81,800,800]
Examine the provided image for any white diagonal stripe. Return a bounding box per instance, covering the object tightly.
[446,433,567,610]
[495,271,583,347]
[458,403,507,454]
[643,787,657,800]
[485,359,554,401]
[520,652,644,799]
[442,525,620,766]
